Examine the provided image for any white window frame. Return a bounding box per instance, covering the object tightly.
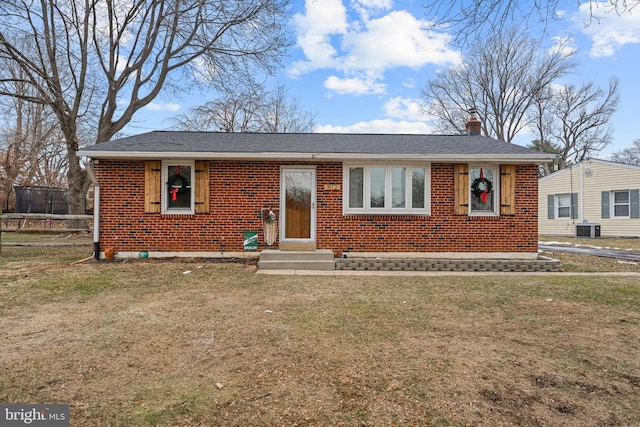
[343,163,431,215]
[612,190,630,218]
[161,160,195,214]
[469,165,499,216]
[556,193,572,219]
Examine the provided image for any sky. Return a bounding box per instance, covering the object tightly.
[126,0,640,159]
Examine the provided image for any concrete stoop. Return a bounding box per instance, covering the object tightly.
[335,256,563,273]
[258,249,336,270]
[258,251,563,272]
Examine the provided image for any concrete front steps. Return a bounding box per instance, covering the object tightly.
[258,249,336,271]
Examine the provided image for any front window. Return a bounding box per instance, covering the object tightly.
[344,163,430,214]
[348,167,364,209]
[162,161,194,214]
[412,168,426,209]
[391,167,406,208]
[556,194,571,219]
[613,190,630,217]
[469,166,498,215]
[370,167,386,208]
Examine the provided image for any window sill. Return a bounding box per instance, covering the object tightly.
[161,211,194,216]
[343,211,431,216]
[469,212,499,217]
[467,214,500,219]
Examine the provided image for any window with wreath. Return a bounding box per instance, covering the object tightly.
[144,160,210,214]
[344,164,430,214]
[469,166,498,214]
[454,164,516,216]
[164,162,193,212]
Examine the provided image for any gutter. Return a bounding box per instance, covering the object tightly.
[83,160,101,260]
[75,150,557,163]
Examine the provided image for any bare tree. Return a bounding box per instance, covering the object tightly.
[423,0,639,45]
[0,0,291,224]
[172,80,267,132]
[257,85,317,133]
[546,79,620,168]
[35,130,69,187]
[610,139,640,165]
[422,28,575,143]
[527,139,563,176]
[172,83,316,133]
[0,103,66,210]
[528,86,558,175]
[0,63,67,211]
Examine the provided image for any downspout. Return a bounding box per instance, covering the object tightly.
[84,160,101,260]
[579,161,585,223]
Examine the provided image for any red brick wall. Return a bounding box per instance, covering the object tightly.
[94,160,539,256]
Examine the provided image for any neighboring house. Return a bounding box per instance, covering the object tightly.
[77,117,554,263]
[539,158,640,237]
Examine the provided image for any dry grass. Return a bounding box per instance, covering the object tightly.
[539,236,640,273]
[1,245,639,426]
[540,236,640,252]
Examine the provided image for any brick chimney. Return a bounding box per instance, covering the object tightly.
[466,108,481,136]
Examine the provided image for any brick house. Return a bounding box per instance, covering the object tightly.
[77,122,554,267]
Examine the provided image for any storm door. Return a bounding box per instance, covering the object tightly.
[281,167,316,242]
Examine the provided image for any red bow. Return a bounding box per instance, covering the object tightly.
[479,168,488,203]
[170,187,179,201]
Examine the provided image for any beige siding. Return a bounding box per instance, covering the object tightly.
[539,160,640,237]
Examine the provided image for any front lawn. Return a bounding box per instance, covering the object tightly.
[1,246,638,426]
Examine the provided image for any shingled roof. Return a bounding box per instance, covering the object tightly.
[77,131,554,163]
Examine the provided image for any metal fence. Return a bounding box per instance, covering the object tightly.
[14,186,68,214]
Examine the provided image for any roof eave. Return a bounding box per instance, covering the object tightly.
[76,150,556,163]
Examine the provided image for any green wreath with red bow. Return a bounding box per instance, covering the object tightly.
[167,167,189,201]
[471,168,492,204]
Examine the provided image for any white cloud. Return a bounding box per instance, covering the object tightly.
[289,1,461,95]
[147,102,180,112]
[290,0,348,75]
[315,119,436,134]
[549,35,577,57]
[324,75,386,95]
[352,0,393,21]
[573,2,640,57]
[342,11,461,71]
[353,0,393,12]
[383,97,425,121]
[403,78,416,89]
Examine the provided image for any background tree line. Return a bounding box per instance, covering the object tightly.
[421,28,624,176]
[0,0,293,220]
